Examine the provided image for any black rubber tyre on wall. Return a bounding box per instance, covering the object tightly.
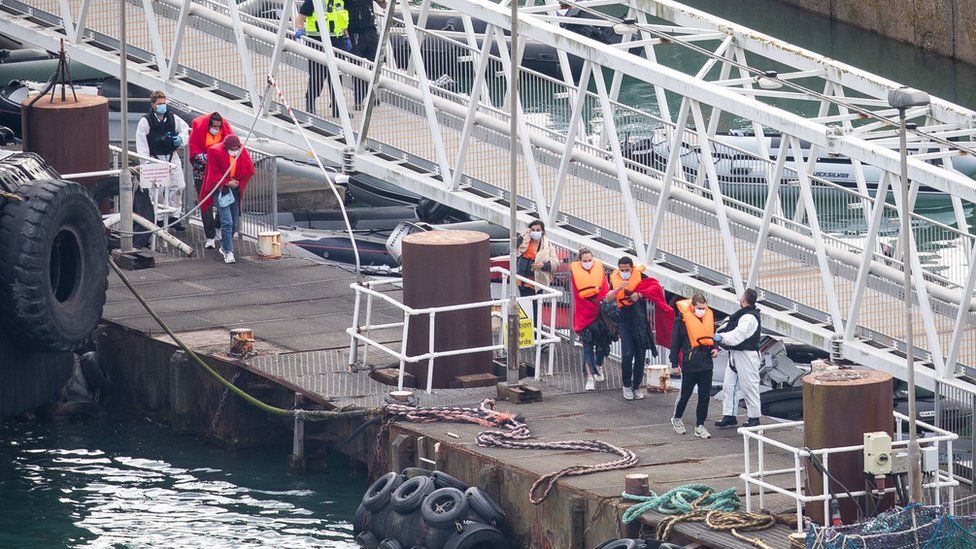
[0,179,108,351]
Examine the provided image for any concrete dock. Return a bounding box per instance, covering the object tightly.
[98,236,809,548]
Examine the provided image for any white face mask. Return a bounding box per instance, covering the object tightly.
[529,230,542,241]
[619,271,631,281]
[209,127,220,136]
[581,260,593,270]
[228,148,240,158]
[693,308,707,318]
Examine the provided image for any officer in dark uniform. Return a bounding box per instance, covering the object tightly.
[295,0,351,116]
[346,0,386,108]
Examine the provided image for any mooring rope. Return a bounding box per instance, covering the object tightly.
[385,399,639,504]
[620,486,795,548]
[110,257,377,421]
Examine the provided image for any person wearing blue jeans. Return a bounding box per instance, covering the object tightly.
[618,319,646,398]
[217,190,240,260]
[200,134,254,265]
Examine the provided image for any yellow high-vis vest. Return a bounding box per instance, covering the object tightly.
[304,0,349,38]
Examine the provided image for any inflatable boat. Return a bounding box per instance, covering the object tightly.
[623,129,976,201]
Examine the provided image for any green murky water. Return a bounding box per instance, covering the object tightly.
[0,414,365,548]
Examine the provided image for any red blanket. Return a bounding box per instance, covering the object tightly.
[632,276,674,349]
[572,276,609,333]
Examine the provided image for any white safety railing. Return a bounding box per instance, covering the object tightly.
[3,0,975,390]
[739,414,959,532]
[346,267,562,393]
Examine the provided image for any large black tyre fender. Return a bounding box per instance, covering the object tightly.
[390,475,435,514]
[377,539,402,549]
[362,472,403,512]
[444,522,509,549]
[464,487,504,526]
[421,487,468,529]
[354,531,379,548]
[0,179,108,351]
[389,509,424,547]
[353,503,371,535]
[596,540,644,549]
[431,470,468,491]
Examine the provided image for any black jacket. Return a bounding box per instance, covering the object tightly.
[669,317,714,373]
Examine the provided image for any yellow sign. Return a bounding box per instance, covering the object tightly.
[503,300,536,350]
[517,303,534,349]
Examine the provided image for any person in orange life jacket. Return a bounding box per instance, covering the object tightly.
[570,248,610,391]
[607,257,675,401]
[670,294,718,439]
[714,288,763,429]
[189,112,235,249]
[515,220,558,336]
[200,135,255,264]
[295,0,352,116]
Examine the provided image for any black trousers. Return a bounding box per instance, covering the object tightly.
[673,369,712,426]
[193,176,218,240]
[306,35,347,116]
[351,28,379,106]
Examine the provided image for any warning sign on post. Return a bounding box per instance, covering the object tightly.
[503,298,536,350]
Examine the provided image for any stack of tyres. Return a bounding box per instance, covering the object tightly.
[353,469,509,549]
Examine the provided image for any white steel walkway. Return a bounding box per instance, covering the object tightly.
[2,0,974,394]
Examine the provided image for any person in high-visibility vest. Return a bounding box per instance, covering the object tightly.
[569,248,610,391]
[295,0,351,116]
[670,294,717,439]
[607,256,674,401]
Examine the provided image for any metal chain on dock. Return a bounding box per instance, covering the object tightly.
[384,399,639,504]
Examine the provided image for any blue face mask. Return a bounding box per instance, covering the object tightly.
[154,103,167,115]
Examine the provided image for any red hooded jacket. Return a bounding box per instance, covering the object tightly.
[631,275,674,349]
[199,143,255,212]
[188,113,235,159]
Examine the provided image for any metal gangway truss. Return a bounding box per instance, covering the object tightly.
[3,0,975,394]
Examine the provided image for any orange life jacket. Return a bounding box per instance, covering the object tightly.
[205,130,223,149]
[609,265,645,308]
[230,156,238,178]
[570,259,605,299]
[676,299,715,347]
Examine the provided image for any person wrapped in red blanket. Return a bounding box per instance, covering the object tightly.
[199,134,254,264]
[608,256,674,400]
[570,248,611,391]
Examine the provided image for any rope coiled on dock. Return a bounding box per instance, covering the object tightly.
[384,399,638,504]
[621,485,794,549]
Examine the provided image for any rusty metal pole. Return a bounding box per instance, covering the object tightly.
[118,0,134,252]
[803,370,894,523]
[505,0,520,386]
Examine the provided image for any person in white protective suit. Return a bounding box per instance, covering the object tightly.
[135,90,189,230]
[713,288,762,429]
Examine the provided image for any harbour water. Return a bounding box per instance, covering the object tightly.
[0,413,365,548]
[1,1,975,546]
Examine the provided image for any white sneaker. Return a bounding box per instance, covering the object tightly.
[584,377,595,391]
[633,388,645,400]
[694,426,711,439]
[223,250,236,264]
[622,387,634,400]
[594,365,605,382]
[204,238,216,249]
[671,417,686,435]
[217,248,226,260]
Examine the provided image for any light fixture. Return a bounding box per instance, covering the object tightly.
[755,71,782,90]
[613,17,637,36]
